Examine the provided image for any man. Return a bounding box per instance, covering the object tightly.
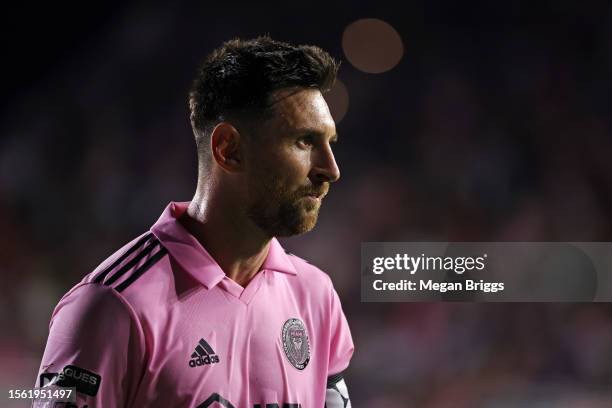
[34,36,354,407]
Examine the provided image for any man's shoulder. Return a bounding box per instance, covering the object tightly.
[75,231,171,310]
[50,281,140,332]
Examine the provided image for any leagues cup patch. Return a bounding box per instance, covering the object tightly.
[281,318,310,370]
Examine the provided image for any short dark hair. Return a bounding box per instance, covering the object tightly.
[188,36,339,154]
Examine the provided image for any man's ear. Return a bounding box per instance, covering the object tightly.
[210,122,243,172]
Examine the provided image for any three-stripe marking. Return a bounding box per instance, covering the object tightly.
[93,232,167,291]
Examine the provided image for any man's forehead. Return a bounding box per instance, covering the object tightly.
[266,88,336,134]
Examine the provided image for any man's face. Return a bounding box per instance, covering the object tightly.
[244,88,340,237]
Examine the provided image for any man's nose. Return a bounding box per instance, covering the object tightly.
[310,144,340,183]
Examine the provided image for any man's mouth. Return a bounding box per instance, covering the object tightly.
[305,187,328,200]
[300,191,324,208]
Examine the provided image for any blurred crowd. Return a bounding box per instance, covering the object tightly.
[2,1,612,406]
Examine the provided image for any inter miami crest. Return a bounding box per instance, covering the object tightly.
[281,318,310,370]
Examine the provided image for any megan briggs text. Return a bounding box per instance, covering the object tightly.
[373,279,505,293]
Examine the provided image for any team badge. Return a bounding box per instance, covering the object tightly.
[281,318,310,370]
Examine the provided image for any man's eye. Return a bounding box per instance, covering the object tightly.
[297,136,314,148]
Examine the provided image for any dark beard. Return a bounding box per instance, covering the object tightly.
[246,176,321,237]
[247,192,320,237]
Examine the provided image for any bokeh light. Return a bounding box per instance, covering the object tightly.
[324,78,349,123]
[342,18,404,73]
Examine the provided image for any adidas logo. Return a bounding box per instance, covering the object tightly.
[189,338,220,368]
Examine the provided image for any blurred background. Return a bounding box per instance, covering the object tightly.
[2,0,612,406]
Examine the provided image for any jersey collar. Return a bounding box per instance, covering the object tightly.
[150,201,297,289]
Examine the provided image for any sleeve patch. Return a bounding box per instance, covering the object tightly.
[54,365,101,397]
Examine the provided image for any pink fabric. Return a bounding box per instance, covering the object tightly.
[35,202,354,407]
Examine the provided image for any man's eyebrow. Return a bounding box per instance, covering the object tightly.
[294,128,339,142]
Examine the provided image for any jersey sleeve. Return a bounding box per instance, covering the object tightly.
[327,284,354,375]
[33,283,145,408]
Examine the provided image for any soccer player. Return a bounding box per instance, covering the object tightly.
[33,36,354,407]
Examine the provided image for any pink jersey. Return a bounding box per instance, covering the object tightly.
[34,202,354,407]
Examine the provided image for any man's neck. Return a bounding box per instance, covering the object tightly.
[180,198,271,287]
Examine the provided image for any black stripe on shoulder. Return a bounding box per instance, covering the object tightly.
[93,233,153,283]
[115,246,168,292]
[104,238,159,286]
[327,371,345,388]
